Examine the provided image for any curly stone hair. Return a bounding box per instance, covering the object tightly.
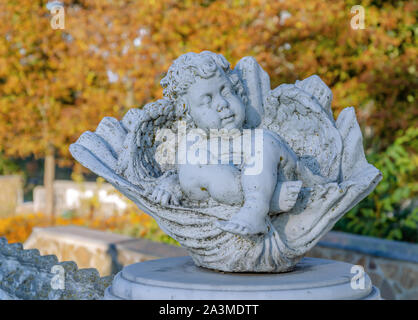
[160,51,249,118]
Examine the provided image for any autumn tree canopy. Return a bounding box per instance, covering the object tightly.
[0,0,415,167]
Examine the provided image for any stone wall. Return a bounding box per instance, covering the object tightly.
[0,237,112,300]
[306,231,418,300]
[24,226,187,276]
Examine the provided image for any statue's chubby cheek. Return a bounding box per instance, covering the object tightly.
[190,107,222,130]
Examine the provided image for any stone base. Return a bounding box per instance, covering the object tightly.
[104,256,381,300]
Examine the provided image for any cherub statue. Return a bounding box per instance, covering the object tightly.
[70,51,382,272]
[147,52,330,236]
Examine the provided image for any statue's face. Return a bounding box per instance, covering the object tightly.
[183,71,245,131]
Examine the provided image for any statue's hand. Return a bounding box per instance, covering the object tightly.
[278,181,302,212]
[296,161,334,186]
[149,173,183,206]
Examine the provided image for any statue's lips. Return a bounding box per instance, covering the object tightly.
[221,114,235,125]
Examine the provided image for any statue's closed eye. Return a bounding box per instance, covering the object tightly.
[201,94,212,105]
[221,86,232,96]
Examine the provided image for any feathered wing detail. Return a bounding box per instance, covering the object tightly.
[116,99,177,189]
[295,75,334,121]
[269,106,382,259]
[233,56,270,128]
[70,99,178,202]
[263,76,343,181]
[258,75,381,260]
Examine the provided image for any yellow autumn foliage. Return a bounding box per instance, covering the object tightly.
[0,211,179,246]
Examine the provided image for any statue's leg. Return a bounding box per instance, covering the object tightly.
[269,180,302,214]
[295,160,332,186]
[217,131,287,235]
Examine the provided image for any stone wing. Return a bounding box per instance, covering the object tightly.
[263,75,343,182]
[232,56,271,128]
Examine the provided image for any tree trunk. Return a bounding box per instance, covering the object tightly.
[44,145,55,220]
[125,77,135,108]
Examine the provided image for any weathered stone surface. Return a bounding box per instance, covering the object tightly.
[380,263,400,279]
[318,230,418,262]
[329,252,347,262]
[401,290,418,300]
[24,226,187,276]
[369,259,377,270]
[355,256,368,268]
[368,272,383,288]
[70,51,382,272]
[400,266,418,289]
[380,280,396,300]
[0,237,112,300]
[393,282,404,295]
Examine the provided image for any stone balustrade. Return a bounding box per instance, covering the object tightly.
[0,237,113,300]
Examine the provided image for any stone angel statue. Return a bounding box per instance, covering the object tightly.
[70,51,382,272]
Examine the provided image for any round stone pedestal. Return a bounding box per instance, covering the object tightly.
[104,256,380,300]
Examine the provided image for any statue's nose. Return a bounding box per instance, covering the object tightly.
[216,97,229,112]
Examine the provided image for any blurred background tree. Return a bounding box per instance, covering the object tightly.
[0,0,416,240]
[0,0,89,217]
